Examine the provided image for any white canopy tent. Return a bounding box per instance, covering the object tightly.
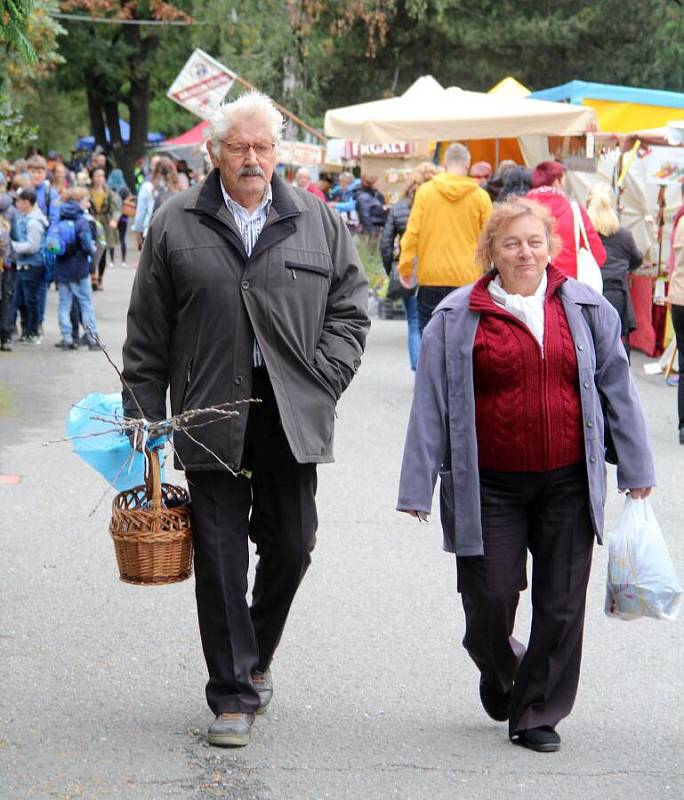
[324,76,598,143]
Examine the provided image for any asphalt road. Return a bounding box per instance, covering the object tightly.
[1,261,682,800]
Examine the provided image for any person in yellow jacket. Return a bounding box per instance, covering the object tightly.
[399,143,493,332]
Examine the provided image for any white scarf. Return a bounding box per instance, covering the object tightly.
[487,271,547,352]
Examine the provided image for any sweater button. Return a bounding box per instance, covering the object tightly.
[241,279,250,290]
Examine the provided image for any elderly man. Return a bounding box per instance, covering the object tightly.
[399,143,492,332]
[121,92,369,747]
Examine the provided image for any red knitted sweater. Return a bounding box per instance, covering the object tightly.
[469,266,584,472]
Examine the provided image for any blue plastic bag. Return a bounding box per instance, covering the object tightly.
[67,392,167,491]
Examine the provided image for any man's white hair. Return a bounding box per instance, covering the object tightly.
[209,91,284,150]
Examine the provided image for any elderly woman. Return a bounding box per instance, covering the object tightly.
[397,199,655,753]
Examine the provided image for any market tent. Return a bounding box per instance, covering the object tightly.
[156,120,211,172]
[76,119,164,151]
[467,77,531,166]
[529,81,684,134]
[324,75,597,143]
[488,76,530,98]
[161,120,210,148]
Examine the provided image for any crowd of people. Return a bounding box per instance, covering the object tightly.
[0,149,195,352]
[0,140,681,446]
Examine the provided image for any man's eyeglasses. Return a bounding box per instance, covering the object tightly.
[221,141,276,158]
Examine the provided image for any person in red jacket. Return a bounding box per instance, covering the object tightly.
[526,161,605,279]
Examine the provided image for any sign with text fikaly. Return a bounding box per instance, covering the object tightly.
[167,49,235,118]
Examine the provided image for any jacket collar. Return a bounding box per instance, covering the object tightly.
[185,168,304,261]
[469,263,568,313]
[188,168,302,221]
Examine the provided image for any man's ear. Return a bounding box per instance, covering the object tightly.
[206,140,219,168]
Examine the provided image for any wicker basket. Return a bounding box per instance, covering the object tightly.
[109,448,193,585]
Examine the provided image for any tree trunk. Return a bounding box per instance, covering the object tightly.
[104,101,124,167]
[120,25,155,190]
[85,81,107,150]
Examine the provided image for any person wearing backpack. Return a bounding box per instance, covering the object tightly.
[11,186,48,344]
[53,186,100,351]
[27,154,60,335]
[90,167,121,290]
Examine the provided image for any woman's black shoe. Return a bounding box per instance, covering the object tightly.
[479,676,511,721]
[511,726,561,752]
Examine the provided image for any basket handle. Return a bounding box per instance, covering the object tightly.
[144,447,163,515]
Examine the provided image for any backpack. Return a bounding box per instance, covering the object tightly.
[46,219,77,256]
[152,183,172,213]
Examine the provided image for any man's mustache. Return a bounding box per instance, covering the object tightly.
[238,165,266,178]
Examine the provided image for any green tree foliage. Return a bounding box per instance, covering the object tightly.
[0,0,37,65]
[0,0,64,157]
[11,0,684,167]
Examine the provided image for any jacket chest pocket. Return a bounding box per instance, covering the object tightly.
[283,258,331,281]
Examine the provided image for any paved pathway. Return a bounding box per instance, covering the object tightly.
[1,263,682,799]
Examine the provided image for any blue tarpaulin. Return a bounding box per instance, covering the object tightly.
[75,119,165,151]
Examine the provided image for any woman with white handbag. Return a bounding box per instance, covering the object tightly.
[527,161,606,282]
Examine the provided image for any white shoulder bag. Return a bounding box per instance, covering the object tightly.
[571,200,603,293]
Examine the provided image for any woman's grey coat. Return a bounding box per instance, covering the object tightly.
[397,272,656,556]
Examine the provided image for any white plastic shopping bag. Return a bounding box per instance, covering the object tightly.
[605,497,682,621]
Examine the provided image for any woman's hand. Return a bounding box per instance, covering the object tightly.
[625,487,653,499]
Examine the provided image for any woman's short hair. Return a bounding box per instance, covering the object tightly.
[208,91,284,152]
[586,183,620,236]
[531,160,565,189]
[64,186,89,202]
[476,199,562,269]
[404,161,441,203]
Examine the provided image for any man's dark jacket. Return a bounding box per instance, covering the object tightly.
[121,169,370,471]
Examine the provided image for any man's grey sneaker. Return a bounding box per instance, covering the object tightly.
[207,712,254,747]
[253,669,273,715]
[25,335,41,345]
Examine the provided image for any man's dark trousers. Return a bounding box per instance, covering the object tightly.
[456,463,594,736]
[187,366,318,715]
[0,265,15,343]
[417,286,457,334]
